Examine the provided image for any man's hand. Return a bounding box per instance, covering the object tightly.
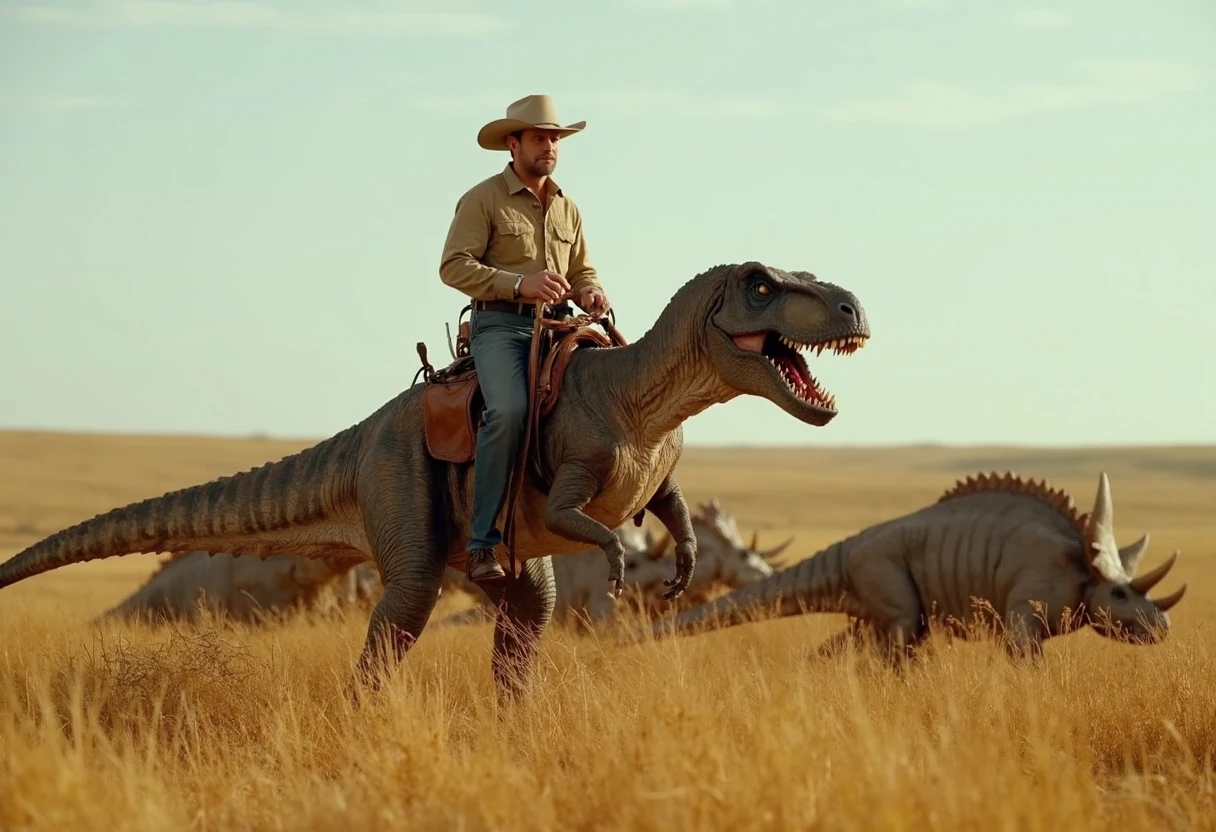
[518,270,570,304]
[575,286,610,318]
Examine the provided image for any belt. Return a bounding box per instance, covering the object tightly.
[472,300,573,319]
[472,300,538,317]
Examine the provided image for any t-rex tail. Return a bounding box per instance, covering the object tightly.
[0,427,365,590]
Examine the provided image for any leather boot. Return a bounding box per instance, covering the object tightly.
[466,548,506,582]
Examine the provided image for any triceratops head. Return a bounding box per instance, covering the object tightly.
[1080,472,1186,644]
[624,499,792,596]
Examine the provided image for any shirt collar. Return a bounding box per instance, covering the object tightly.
[501,163,563,197]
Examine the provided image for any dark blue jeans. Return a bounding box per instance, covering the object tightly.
[467,310,533,552]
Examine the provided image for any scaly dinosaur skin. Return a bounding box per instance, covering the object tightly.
[430,521,664,627]
[648,472,1187,662]
[0,262,869,693]
[97,550,360,624]
[608,498,789,618]
[435,500,789,628]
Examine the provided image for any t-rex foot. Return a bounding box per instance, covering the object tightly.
[663,539,696,601]
[603,534,626,597]
[467,548,506,582]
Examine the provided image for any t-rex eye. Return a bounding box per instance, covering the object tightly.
[754,282,771,296]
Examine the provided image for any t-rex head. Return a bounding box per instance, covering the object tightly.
[707,262,870,426]
[1080,473,1186,644]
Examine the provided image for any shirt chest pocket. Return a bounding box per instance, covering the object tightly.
[494,220,538,262]
[547,221,575,269]
[549,221,575,247]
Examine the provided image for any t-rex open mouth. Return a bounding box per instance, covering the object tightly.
[732,331,866,409]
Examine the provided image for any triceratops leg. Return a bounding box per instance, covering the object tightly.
[1000,600,1047,662]
[479,555,557,700]
[814,618,871,658]
[846,542,929,665]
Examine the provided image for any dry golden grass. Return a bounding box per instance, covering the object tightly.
[2,430,1215,830]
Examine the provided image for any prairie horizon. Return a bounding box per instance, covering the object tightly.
[2,428,1213,829]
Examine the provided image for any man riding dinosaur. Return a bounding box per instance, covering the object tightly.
[438,94,610,584]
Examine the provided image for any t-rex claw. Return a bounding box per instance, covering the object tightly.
[603,534,626,598]
[661,540,696,601]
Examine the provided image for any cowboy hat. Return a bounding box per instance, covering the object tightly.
[476,94,586,151]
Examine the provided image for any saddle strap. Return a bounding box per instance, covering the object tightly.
[500,301,545,578]
[536,328,612,418]
[499,301,628,580]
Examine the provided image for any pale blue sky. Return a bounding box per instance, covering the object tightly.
[1,0,1212,447]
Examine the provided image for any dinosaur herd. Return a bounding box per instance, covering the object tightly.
[94,468,1186,669]
[0,261,1188,697]
[96,497,791,630]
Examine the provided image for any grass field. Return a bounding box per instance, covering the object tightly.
[2,429,1214,830]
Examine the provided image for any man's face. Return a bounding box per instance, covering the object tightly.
[511,128,561,177]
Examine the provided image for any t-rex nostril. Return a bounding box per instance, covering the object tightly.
[838,302,858,320]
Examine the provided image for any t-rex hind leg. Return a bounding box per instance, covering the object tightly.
[480,555,558,701]
[353,456,449,689]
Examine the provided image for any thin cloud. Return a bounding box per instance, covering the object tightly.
[0,1,506,36]
[819,60,1201,129]
[627,0,782,10]
[583,89,789,120]
[42,94,126,109]
[0,91,128,110]
[1013,7,1070,28]
[886,0,949,9]
[383,88,789,121]
[627,0,735,8]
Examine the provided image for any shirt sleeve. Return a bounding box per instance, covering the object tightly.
[438,188,520,300]
[566,204,603,296]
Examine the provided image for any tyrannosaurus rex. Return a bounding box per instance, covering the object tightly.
[0,261,870,692]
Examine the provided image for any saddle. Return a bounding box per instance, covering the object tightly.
[414,300,629,576]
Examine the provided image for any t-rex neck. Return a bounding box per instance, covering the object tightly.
[576,286,735,446]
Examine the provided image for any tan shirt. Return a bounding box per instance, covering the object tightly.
[439,163,603,302]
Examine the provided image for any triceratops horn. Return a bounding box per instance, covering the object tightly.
[757,536,794,560]
[1118,534,1150,576]
[1130,550,1178,595]
[1085,472,1125,581]
[1085,472,1116,547]
[1152,583,1187,612]
[749,530,758,551]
